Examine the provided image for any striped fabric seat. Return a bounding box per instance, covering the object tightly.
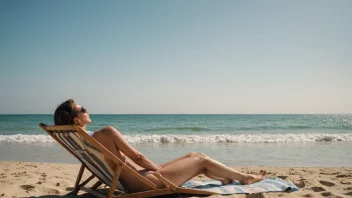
[53,131,127,194]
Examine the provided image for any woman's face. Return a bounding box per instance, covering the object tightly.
[73,104,91,126]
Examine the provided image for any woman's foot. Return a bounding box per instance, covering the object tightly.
[240,170,266,185]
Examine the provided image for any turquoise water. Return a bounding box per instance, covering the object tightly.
[0,114,351,166]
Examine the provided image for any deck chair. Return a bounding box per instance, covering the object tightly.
[39,123,217,198]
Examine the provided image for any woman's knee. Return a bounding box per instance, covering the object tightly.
[97,126,119,136]
[196,152,206,157]
[187,152,197,157]
[194,152,208,162]
[93,126,120,141]
[102,125,117,133]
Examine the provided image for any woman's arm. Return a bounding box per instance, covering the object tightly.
[100,126,161,171]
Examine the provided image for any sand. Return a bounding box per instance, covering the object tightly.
[0,161,351,198]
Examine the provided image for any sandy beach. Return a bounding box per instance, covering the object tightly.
[0,161,351,198]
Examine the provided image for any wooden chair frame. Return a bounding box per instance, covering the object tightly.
[39,123,217,198]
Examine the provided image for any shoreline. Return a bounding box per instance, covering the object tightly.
[1,161,352,197]
[2,141,352,168]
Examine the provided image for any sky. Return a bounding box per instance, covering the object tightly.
[0,0,351,114]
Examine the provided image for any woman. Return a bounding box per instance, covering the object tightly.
[54,99,266,193]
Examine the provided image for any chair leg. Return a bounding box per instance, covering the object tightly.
[109,165,123,198]
[68,174,96,195]
[78,174,96,188]
[68,164,85,195]
[92,180,103,190]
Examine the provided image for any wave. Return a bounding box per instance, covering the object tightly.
[237,125,312,130]
[146,127,210,132]
[145,125,352,132]
[237,124,352,130]
[1,133,352,144]
[124,133,352,143]
[0,135,55,143]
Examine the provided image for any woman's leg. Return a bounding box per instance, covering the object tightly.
[159,152,196,168]
[160,152,232,184]
[92,131,124,170]
[153,152,265,187]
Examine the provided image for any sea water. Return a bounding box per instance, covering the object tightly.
[0,114,351,167]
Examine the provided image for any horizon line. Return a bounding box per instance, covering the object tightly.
[0,113,351,115]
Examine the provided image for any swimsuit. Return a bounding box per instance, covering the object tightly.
[87,131,95,137]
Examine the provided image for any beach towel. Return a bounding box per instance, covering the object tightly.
[182,177,299,194]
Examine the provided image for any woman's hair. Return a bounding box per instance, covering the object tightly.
[54,99,78,125]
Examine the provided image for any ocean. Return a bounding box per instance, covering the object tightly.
[0,114,351,167]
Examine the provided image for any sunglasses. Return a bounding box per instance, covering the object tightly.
[78,106,88,113]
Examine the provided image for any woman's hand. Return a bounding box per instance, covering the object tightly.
[156,165,163,171]
[135,154,162,172]
[99,126,161,172]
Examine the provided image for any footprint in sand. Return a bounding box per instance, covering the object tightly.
[311,186,325,192]
[321,192,343,198]
[294,179,306,188]
[319,180,335,187]
[66,187,74,191]
[246,193,265,198]
[42,188,60,195]
[321,192,331,197]
[340,181,351,185]
[336,174,350,178]
[302,193,313,197]
[20,185,35,191]
[277,176,288,180]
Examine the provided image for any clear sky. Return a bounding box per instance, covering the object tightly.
[0,0,351,114]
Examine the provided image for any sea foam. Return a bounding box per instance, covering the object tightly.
[0,134,55,143]
[1,133,352,144]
